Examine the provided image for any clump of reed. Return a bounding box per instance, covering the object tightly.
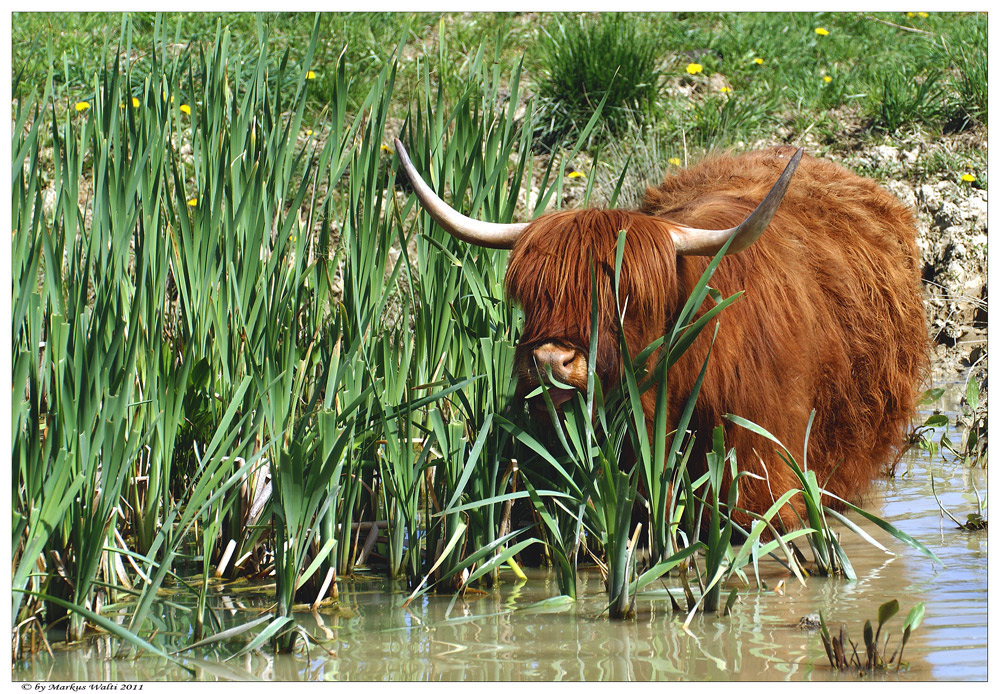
[11,13,592,653]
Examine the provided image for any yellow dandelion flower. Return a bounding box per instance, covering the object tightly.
[380,144,391,152]
[907,12,915,17]
[568,171,585,179]
[753,58,764,65]
[824,75,833,83]
[686,63,703,75]
[815,27,830,36]
[306,70,316,79]
[75,101,91,112]
[305,129,313,136]
[132,97,141,108]
[918,12,929,18]
[187,198,198,207]
[961,173,976,183]
[668,157,681,166]
[180,104,191,115]
[720,86,732,93]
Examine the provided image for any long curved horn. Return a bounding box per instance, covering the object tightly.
[669,147,804,256]
[394,138,528,250]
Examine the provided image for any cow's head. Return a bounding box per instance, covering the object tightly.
[394,139,801,411]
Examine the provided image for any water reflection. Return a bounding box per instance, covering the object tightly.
[13,447,986,682]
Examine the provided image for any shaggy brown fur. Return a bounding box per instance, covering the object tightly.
[505,146,927,523]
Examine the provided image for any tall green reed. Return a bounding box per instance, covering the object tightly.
[397,53,526,587]
[384,44,592,592]
[12,48,172,640]
[11,13,367,651]
[14,15,637,648]
[725,414,942,578]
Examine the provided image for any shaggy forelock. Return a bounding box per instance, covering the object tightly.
[504,209,679,384]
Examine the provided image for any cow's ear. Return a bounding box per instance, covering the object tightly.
[667,148,803,256]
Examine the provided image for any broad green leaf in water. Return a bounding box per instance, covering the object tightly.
[916,387,945,405]
[922,414,950,428]
[966,377,980,411]
[878,599,900,630]
[902,602,925,632]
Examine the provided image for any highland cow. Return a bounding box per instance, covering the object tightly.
[395,139,926,522]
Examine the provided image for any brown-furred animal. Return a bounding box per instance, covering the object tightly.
[395,139,927,523]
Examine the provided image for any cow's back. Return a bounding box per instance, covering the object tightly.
[640,148,927,514]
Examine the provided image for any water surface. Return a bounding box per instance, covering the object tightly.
[14,394,987,681]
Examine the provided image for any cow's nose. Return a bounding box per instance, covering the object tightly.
[532,343,578,383]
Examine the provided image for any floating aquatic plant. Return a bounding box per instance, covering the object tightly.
[819,599,926,672]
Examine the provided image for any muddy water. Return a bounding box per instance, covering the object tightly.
[14,397,987,682]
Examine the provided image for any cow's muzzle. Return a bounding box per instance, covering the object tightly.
[528,342,588,409]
